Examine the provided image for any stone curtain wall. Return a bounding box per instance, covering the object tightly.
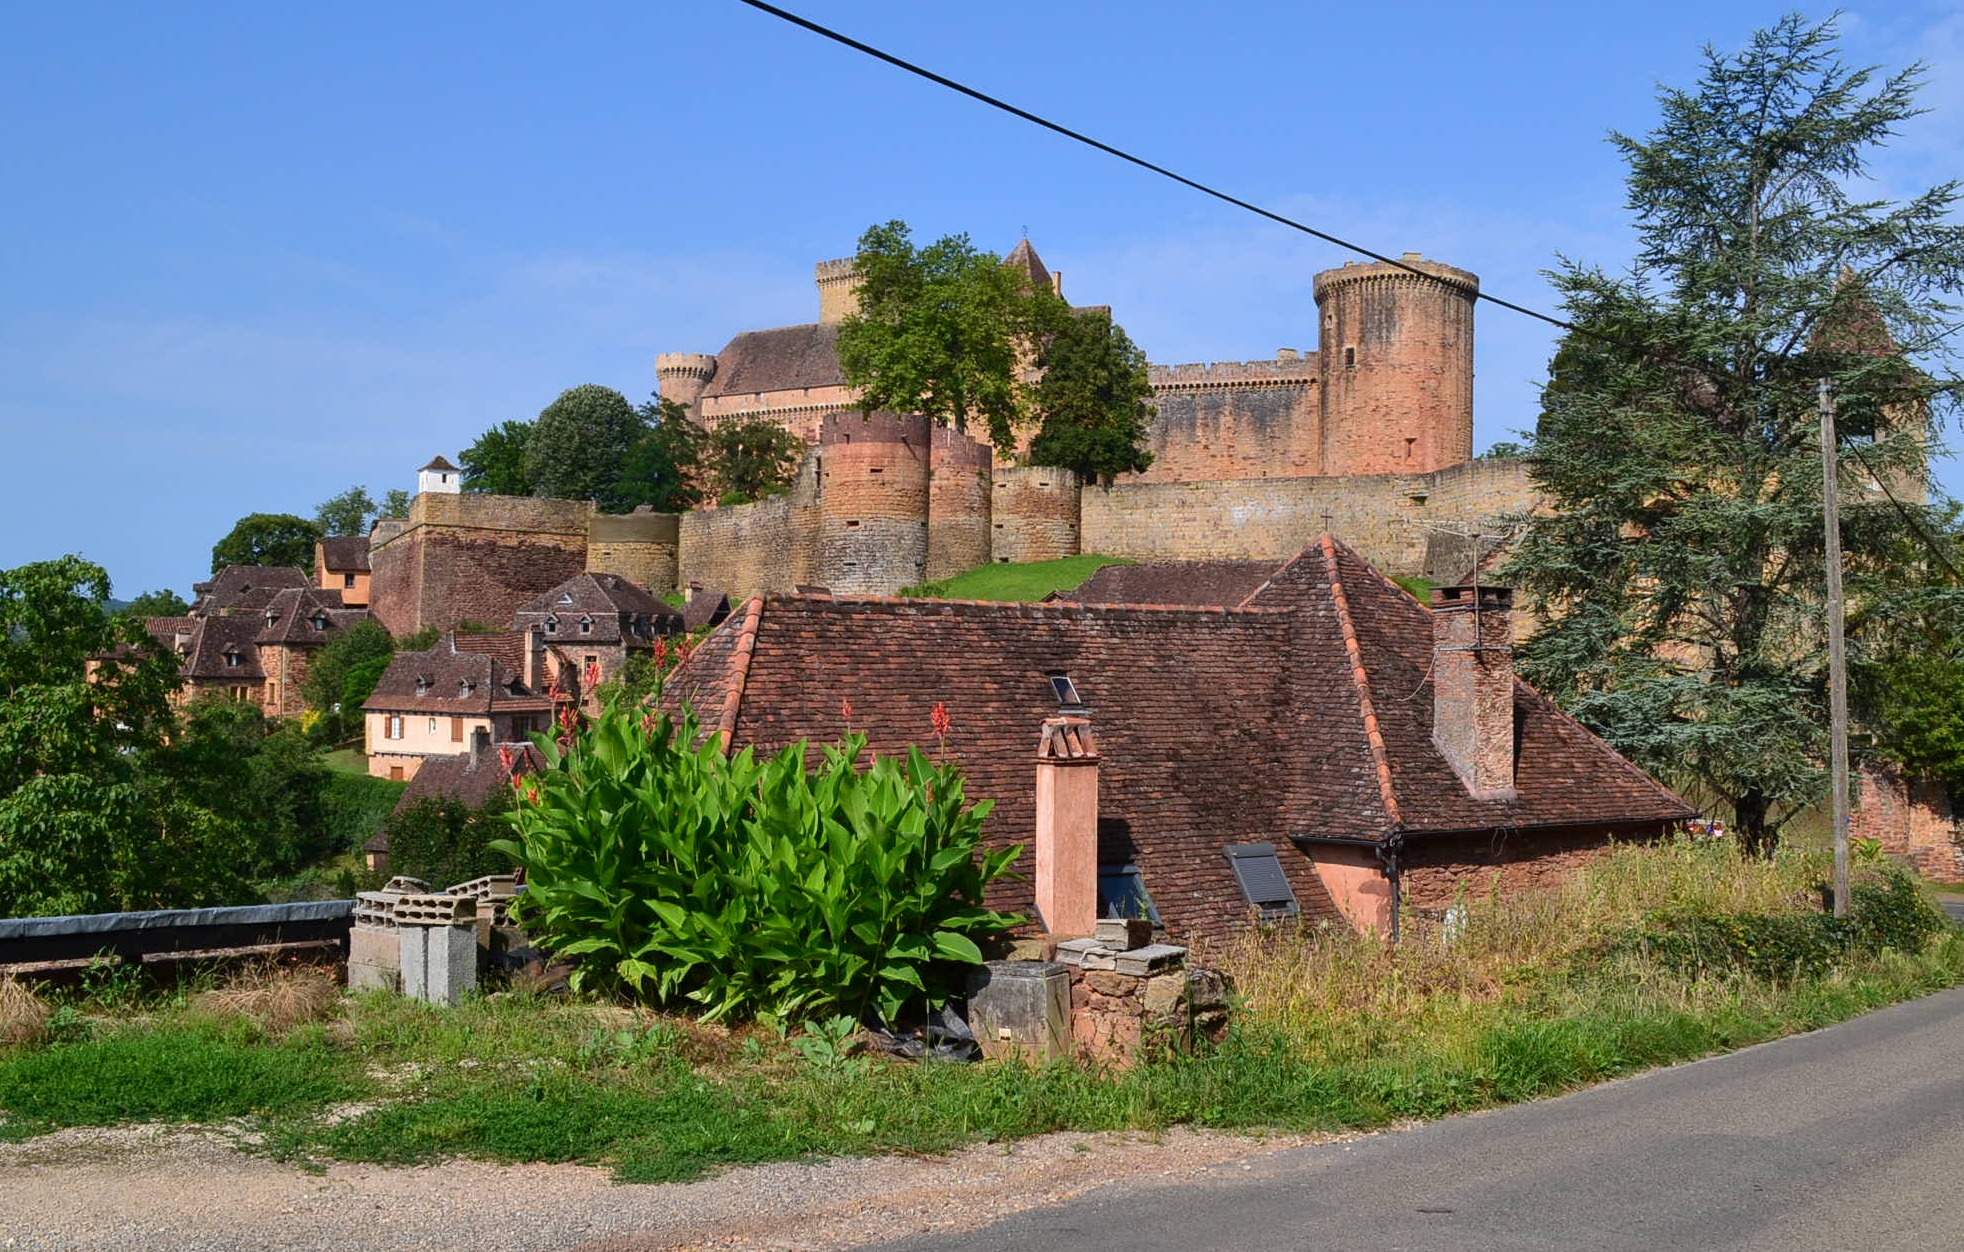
[677,458,821,596]
[369,494,594,636]
[1080,458,1536,579]
[1853,764,1964,883]
[926,424,994,581]
[586,511,682,598]
[1138,360,1322,483]
[815,412,932,594]
[990,467,1082,564]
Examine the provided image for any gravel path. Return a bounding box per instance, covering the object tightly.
[0,1123,1327,1251]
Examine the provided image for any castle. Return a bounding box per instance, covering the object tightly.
[368,241,1539,634]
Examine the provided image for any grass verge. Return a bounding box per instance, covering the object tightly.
[900,555,1132,602]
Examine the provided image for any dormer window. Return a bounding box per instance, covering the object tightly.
[310,613,329,631]
[414,675,431,696]
[578,615,593,635]
[458,679,475,698]
[264,611,279,629]
[223,648,242,668]
[506,678,524,696]
[543,615,558,635]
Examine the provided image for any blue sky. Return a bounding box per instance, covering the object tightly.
[3,1,1961,597]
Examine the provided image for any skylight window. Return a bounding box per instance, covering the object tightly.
[1097,864,1160,925]
[1224,843,1300,921]
[1048,674,1083,708]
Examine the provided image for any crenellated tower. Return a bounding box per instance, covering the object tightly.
[1313,254,1477,476]
[655,352,719,421]
[815,258,862,324]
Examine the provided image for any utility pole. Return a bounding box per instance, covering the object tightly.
[1820,377,1851,918]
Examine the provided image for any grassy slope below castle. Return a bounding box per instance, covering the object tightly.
[901,555,1131,602]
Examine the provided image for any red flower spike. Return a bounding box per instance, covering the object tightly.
[498,745,515,775]
[840,696,855,723]
[653,637,669,670]
[931,701,951,740]
[583,660,601,690]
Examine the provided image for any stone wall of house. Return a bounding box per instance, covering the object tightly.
[990,466,1082,564]
[815,412,932,594]
[369,493,594,637]
[1138,359,1322,483]
[1398,824,1670,912]
[586,510,681,598]
[1078,458,1536,579]
[1853,763,1964,883]
[926,424,994,581]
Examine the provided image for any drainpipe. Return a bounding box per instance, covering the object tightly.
[1291,831,1408,944]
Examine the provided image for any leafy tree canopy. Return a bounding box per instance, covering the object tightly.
[1509,15,1964,855]
[1026,309,1156,485]
[211,512,322,574]
[526,386,648,509]
[708,417,805,505]
[616,397,705,513]
[461,419,537,497]
[314,485,378,537]
[837,220,1065,452]
[379,489,411,520]
[300,617,396,721]
[115,588,190,622]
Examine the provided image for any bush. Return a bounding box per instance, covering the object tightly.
[320,771,406,856]
[378,794,514,889]
[495,700,1023,1024]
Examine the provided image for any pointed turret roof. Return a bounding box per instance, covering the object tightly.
[1003,238,1051,291]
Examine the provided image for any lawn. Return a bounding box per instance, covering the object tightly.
[3,843,1959,1183]
[324,748,370,776]
[900,555,1133,602]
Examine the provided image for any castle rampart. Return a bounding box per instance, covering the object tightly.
[678,455,822,595]
[816,412,932,594]
[1140,358,1324,483]
[991,466,1082,564]
[587,509,682,597]
[926,423,994,581]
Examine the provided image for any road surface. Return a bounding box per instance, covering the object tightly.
[869,984,1964,1252]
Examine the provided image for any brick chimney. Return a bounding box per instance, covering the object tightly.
[1034,715,1100,936]
[1429,585,1517,799]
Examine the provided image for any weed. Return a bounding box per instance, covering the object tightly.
[0,978,49,1048]
[191,964,340,1038]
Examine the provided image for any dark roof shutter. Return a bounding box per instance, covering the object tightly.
[1224,843,1299,920]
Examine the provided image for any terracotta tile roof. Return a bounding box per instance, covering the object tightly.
[419,455,462,473]
[702,323,846,397]
[512,573,682,643]
[663,538,1696,939]
[1060,560,1282,608]
[680,588,733,632]
[318,536,371,573]
[392,742,542,815]
[451,630,528,674]
[362,635,554,716]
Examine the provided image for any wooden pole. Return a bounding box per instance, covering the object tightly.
[1820,377,1851,918]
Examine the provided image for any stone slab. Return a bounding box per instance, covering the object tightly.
[1094,917,1153,951]
[1114,943,1187,976]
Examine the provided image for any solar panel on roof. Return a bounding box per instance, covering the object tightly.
[1225,843,1300,920]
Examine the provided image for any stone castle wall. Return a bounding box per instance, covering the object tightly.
[586,511,681,597]
[926,424,994,580]
[816,412,933,594]
[1079,458,1537,577]
[1315,257,1477,476]
[992,466,1082,564]
[1139,359,1321,483]
[678,456,822,595]
[369,494,597,636]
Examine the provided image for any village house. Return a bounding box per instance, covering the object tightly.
[511,572,684,712]
[665,537,1697,940]
[141,577,365,718]
[361,735,542,873]
[361,634,555,782]
[315,536,371,608]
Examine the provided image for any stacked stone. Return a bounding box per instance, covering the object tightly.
[1052,919,1231,1066]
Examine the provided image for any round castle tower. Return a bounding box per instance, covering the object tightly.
[925,424,994,581]
[815,412,932,595]
[655,352,719,418]
[1313,254,1477,476]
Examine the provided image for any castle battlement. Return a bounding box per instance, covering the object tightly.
[821,410,931,447]
[655,352,718,378]
[1149,357,1319,389]
[930,420,994,470]
[1312,253,1479,301]
[814,257,859,281]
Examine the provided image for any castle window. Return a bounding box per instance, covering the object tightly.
[1344,347,1356,368]
[1405,438,1417,460]
[869,467,882,475]
[845,520,860,529]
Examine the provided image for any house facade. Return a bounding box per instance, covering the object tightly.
[361,635,554,781]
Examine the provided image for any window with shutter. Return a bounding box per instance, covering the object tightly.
[1224,843,1300,920]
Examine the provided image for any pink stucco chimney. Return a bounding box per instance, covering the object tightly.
[1034,714,1100,936]
[1429,584,1517,799]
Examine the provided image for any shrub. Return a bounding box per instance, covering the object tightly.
[320,771,406,857]
[378,793,514,889]
[495,700,1023,1024]
[191,965,340,1038]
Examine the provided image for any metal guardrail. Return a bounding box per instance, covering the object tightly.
[0,900,354,972]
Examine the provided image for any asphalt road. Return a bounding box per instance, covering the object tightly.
[869,983,1964,1252]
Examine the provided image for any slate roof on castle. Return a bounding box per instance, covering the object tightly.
[703,323,845,398]
[363,635,555,716]
[663,538,1695,938]
[512,572,684,643]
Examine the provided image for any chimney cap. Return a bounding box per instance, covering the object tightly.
[1429,584,1513,611]
[1037,715,1098,761]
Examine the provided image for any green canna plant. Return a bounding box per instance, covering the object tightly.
[491,698,1023,1025]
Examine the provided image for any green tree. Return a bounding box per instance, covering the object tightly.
[1509,16,1964,855]
[1026,309,1155,485]
[210,512,322,574]
[616,397,706,512]
[708,417,804,505]
[114,588,190,622]
[374,793,515,890]
[1479,440,1529,459]
[300,617,396,735]
[837,220,1062,451]
[313,485,378,537]
[142,697,333,878]
[525,386,649,508]
[379,489,411,519]
[461,419,537,496]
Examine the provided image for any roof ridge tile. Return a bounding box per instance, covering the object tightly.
[1320,535,1402,826]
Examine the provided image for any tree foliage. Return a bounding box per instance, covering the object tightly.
[1509,15,1964,854]
[379,489,411,520]
[707,417,805,505]
[837,220,1063,451]
[1026,309,1155,484]
[210,512,321,574]
[115,589,189,622]
[461,419,537,497]
[526,386,647,508]
[616,397,706,513]
[313,485,378,538]
[374,793,514,890]
[299,617,397,738]
[496,699,1023,1023]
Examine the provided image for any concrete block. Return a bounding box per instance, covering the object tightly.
[349,925,400,975]
[398,927,430,1002]
[1054,938,1113,968]
[1114,943,1186,976]
[424,923,478,1007]
[1095,917,1153,951]
[967,961,1071,1063]
[347,961,399,993]
[394,894,477,925]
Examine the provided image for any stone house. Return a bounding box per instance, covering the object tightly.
[189,564,317,616]
[361,635,555,782]
[315,536,371,609]
[511,572,683,713]
[142,582,365,718]
[664,537,1696,940]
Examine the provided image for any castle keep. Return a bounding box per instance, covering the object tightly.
[372,242,1535,634]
